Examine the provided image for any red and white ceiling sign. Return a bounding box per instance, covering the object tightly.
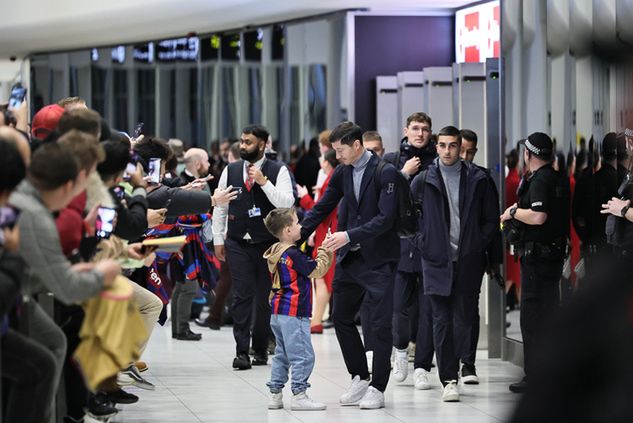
[455,1,500,63]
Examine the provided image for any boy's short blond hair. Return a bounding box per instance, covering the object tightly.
[264,207,296,238]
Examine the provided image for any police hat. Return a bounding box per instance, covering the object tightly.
[520,132,553,159]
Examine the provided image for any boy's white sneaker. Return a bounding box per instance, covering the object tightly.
[413,368,432,390]
[442,380,460,402]
[339,375,370,406]
[359,386,385,409]
[392,348,408,382]
[268,392,283,409]
[291,392,326,410]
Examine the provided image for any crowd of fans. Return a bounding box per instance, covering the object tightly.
[1,93,633,422]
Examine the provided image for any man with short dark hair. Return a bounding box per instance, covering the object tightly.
[212,124,295,370]
[411,126,499,402]
[457,128,503,384]
[300,121,400,409]
[384,112,437,390]
[362,131,385,157]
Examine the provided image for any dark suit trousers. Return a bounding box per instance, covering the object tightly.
[520,257,562,378]
[225,238,272,356]
[428,292,460,385]
[392,271,434,370]
[453,290,481,366]
[208,260,232,325]
[332,251,395,392]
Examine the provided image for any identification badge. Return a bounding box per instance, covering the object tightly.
[248,207,262,218]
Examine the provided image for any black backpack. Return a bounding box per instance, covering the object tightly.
[374,153,419,238]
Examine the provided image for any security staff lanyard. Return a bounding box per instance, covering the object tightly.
[245,160,263,218]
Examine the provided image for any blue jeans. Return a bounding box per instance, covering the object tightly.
[266,314,314,394]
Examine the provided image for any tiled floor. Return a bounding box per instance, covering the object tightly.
[113,322,524,422]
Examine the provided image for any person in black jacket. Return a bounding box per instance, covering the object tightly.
[300,121,400,409]
[383,112,437,389]
[572,133,620,277]
[458,129,503,384]
[411,126,499,402]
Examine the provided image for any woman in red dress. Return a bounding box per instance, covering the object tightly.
[297,150,339,333]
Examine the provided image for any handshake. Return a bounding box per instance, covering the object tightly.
[321,229,348,252]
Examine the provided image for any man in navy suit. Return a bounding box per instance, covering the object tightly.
[300,121,400,409]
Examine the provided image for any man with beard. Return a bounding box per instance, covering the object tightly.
[212,125,295,370]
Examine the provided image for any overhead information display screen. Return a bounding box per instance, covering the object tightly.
[157,37,199,62]
[455,1,500,63]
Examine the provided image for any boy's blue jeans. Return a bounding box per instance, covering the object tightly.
[266,314,315,394]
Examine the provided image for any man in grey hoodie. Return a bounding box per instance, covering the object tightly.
[10,141,120,421]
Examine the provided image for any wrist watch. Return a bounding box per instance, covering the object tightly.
[510,205,518,219]
[621,205,630,218]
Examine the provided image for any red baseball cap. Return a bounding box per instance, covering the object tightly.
[31,104,64,139]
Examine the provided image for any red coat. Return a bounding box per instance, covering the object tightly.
[299,170,337,289]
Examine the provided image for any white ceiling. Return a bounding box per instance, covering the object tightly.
[0,0,474,57]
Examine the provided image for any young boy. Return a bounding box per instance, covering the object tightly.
[263,207,334,411]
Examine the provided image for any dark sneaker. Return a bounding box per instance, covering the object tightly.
[233,353,252,370]
[86,394,119,418]
[461,363,479,385]
[509,377,528,393]
[252,352,268,366]
[104,388,139,404]
[174,329,202,341]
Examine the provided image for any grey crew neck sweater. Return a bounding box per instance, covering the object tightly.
[439,160,462,262]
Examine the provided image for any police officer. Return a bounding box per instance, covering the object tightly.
[501,132,570,394]
[384,112,437,389]
[212,124,295,370]
[602,127,633,259]
[572,133,620,276]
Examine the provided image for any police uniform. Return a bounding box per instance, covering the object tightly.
[512,133,570,390]
[212,156,295,366]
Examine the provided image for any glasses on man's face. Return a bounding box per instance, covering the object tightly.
[409,126,431,133]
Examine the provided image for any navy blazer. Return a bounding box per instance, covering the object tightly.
[300,152,401,267]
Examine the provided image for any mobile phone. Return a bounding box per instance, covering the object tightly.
[133,122,144,139]
[112,186,126,201]
[95,207,117,239]
[0,206,20,229]
[148,158,161,185]
[124,151,141,180]
[8,83,26,109]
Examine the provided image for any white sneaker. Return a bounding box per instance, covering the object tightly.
[441,380,460,402]
[413,368,432,390]
[291,392,326,410]
[392,349,408,383]
[359,386,385,409]
[268,392,283,409]
[366,350,373,374]
[339,375,370,406]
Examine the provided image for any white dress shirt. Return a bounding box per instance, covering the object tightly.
[212,156,294,245]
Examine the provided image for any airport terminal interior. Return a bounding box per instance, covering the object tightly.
[2,0,633,422]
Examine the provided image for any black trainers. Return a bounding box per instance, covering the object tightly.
[509,377,528,393]
[87,393,120,419]
[252,352,268,366]
[461,363,479,385]
[174,329,202,341]
[233,353,252,370]
[105,388,139,404]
